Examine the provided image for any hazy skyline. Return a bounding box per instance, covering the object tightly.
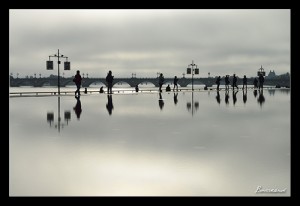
[9,9,290,78]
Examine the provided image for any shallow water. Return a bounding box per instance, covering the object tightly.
[9,88,290,196]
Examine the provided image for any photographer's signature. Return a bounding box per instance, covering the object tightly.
[255,186,287,194]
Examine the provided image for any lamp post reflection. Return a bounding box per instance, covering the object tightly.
[186,92,199,116]
[46,96,72,132]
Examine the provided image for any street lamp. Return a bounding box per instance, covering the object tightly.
[47,49,71,95]
[257,65,266,76]
[186,60,199,91]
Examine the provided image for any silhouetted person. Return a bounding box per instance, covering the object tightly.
[232,90,238,105]
[258,73,264,90]
[253,89,258,98]
[225,90,229,105]
[243,89,247,104]
[253,78,258,89]
[257,89,265,106]
[216,91,221,104]
[158,73,164,92]
[135,85,139,92]
[166,84,171,92]
[73,70,82,96]
[106,70,114,94]
[225,75,230,90]
[106,94,114,115]
[242,75,247,90]
[232,74,238,90]
[84,87,87,94]
[173,76,178,91]
[99,86,104,93]
[216,76,221,91]
[73,96,82,119]
[158,92,164,110]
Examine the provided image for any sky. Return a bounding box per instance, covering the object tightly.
[9,9,290,79]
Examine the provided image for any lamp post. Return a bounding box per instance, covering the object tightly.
[47,49,71,95]
[186,60,199,91]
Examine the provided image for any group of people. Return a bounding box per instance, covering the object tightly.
[73,70,265,96]
[215,73,265,91]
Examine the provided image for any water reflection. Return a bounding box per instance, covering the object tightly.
[173,92,178,105]
[253,89,258,98]
[46,96,72,132]
[225,90,229,105]
[232,90,238,106]
[243,90,247,104]
[216,91,221,104]
[257,90,265,107]
[186,92,199,116]
[106,94,114,115]
[10,88,290,196]
[158,92,164,110]
[74,96,82,119]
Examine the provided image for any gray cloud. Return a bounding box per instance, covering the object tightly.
[9,9,290,79]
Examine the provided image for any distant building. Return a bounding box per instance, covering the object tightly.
[267,70,276,78]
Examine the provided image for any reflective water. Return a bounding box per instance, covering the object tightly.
[9,88,290,196]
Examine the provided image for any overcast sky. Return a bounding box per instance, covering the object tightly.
[9,9,290,78]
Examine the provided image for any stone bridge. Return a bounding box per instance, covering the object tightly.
[10,76,290,88]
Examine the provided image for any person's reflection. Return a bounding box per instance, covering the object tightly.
[232,90,238,106]
[243,89,247,104]
[159,92,164,110]
[257,89,265,106]
[106,94,114,115]
[216,91,221,104]
[253,89,258,98]
[73,96,82,120]
[225,90,229,105]
[174,92,178,105]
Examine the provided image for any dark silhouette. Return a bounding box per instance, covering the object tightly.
[225,75,230,90]
[106,94,114,115]
[73,96,82,119]
[216,91,221,104]
[174,92,178,105]
[225,90,230,105]
[257,89,265,106]
[99,86,104,93]
[84,87,87,94]
[242,75,247,90]
[158,92,164,110]
[135,85,139,92]
[243,89,247,104]
[232,74,238,90]
[253,78,258,89]
[253,89,258,98]
[173,76,178,91]
[106,70,114,94]
[73,70,82,96]
[258,73,264,90]
[166,84,171,92]
[216,76,221,91]
[232,90,238,105]
[158,73,164,92]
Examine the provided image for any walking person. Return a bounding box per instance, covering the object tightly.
[216,76,221,91]
[173,76,178,91]
[225,75,230,90]
[242,75,247,90]
[106,70,114,94]
[73,70,82,96]
[158,73,164,92]
[232,74,238,90]
[258,73,264,90]
[253,77,258,89]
